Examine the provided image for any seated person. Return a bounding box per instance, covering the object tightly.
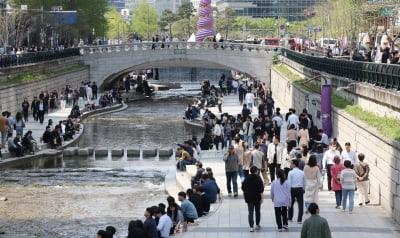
[42,126,54,144]
[51,125,62,148]
[191,162,205,187]
[176,147,192,171]
[187,188,203,218]
[62,120,74,141]
[200,173,221,203]
[8,133,24,157]
[178,191,198,223]
[199,134,213,150]
[194,186,210,216]
[21,131,35,154]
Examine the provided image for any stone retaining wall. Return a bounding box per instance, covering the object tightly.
[271,67,400,224]
[0,66,89,115]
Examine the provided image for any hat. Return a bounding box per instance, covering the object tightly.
[228,145,234,149]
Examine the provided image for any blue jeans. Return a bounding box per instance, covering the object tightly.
[238,165,245,182]
[243,135,253,148]
[342,189,355,211]
[224,135,232,148]
[225,171,238,194]
[335,190,342,207]
[247,202,261,227]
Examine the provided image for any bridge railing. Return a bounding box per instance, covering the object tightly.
[79,42,278,55]
[281,48,400,90]
[0,48,81,68]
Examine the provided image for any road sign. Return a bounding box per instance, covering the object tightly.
[279,25,285,30]
[381,9,394,16]
[308,24,313,30]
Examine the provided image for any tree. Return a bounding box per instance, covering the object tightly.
[177,1,195,38]
[0,11,16,46]
[215,7,236,39]
[159,9,177,38]
[131,1,158,40]
[105,7,125,42]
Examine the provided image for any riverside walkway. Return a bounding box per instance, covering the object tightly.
[177,93,400,238]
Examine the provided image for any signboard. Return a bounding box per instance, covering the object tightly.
[308,24,313,30]
[49,11,77,24]
[174,49,186,55]
[381,9,394,16]
[279,25,285,30]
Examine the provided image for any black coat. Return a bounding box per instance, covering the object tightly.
[242,174,264,203]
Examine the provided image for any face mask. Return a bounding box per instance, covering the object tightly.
[331,147,336,151]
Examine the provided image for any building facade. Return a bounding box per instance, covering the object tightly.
[121,0,190,16]
[216,0,327,22]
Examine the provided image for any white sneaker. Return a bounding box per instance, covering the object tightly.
[250,227,254,232]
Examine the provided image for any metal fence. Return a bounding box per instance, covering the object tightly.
[281,48,400,90]
[0,48,81,68]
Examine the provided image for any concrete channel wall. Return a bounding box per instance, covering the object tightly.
[0,66,89,116]
[271,66,400,224]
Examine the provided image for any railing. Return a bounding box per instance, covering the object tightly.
[0,48,81,68]
[79,42,278,55]
[281,48,400,90]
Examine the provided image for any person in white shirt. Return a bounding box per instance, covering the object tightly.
[341,142,358,165]
[288,159,305,223]
[245,91,255,112]
[313,129,329,150]
[287,109,300,130]
[212,120,224,151]
[322,143,341,191]
[267,136,284,182]
[155,208,173,238]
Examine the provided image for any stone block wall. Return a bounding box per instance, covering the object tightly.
[271,67,400,224]
[0,67,89,115]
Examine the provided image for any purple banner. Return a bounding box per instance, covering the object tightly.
[321,85,332,137]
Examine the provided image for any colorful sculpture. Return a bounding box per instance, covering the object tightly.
[195,0,216,42]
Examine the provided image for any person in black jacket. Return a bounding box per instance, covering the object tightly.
[242,166,265,232]
[187,188,204,218]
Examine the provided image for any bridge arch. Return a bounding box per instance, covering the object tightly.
[80,42,276,88]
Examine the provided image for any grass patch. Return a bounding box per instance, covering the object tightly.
[0,64,86,87]
[274,64,400,142]
[345,105,400,142]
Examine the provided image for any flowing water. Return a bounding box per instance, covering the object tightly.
[0,83,204,238]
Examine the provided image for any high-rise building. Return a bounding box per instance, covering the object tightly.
[108,0,126,12]
[124,0,190,16]
[216,0,328,22]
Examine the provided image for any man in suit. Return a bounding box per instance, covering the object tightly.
[267,136,283,182]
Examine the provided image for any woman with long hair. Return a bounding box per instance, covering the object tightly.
[331,155,345,209]
[304,155,321,210]
[15,111,25,136]
[298,124,310,148]
[242,140,252,178]
[270,169,291,232]
[167,202,184,234]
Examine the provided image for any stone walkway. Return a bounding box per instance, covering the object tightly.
[176,93,400,238]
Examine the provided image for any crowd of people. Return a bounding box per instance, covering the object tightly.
[180,76,372,237]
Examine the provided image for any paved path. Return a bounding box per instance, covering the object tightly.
[178,93,400,238]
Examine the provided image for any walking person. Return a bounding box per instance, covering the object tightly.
[37,99,45,124]
[270,169,291,232]
[330,155,345,209]
[213,120,224,151]
[223,119,234,148]
[14,112,25,137]
[217,94,223,113]
[354,153,370,206]
[0,112,10,148]
[242,166,264,232]
[304,155,320,210]
[21,98,30,122]
[224,145,239,197]
[245,90,254,112]
[300,203,332,238]
[267,136,283,182]
[31,96,39,121]
[322,142,341,191]
[340,160,357,213]
[288,159,305,223]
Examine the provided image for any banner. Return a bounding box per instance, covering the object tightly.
[321,85,332,137]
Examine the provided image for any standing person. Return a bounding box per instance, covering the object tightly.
[31,96,39,121]
[92,82,98,99]
[288,159,305,224]
[223,119,234,148]
[242,116,254,148]
[330,155,345,209]
[270,169,291,232]
[155,207,173,238]
[238,84,245,105]
[354,153,370,206]
[6,111,15,139]
[217,94,223,113]
[304,155,320,209]
[298,125,310,148]
[300,203,332,238]
[341,142,358,165]
[282,140,297,179]
[251,143,269,186]
[224,145,239,197]
[233,137,245,181]
[14,112,25,136]
[213,119,224,151]
[37,99,45,124]
[242,141,252,177]
[322,143,341,191]
[267,136,283,182]
[21,98,30,122]
[340,160,357,213]
[245,90,254,112]
[143,207,158,238]
[242,166,264,232]
[0,112,10,147]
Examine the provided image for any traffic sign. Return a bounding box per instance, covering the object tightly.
[308,24,313,30]
[279,25,285,30]
[381,9,394,16]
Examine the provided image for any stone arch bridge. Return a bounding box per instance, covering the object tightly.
[79,42,277,88]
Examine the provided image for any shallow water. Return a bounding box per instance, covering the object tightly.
[0,85,203,237]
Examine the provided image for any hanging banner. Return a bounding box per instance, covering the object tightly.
[321,85,332,137]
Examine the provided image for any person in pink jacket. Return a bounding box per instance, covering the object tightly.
[330,156,345,209]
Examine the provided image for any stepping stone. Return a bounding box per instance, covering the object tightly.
[159,148,173,157]
[78,148,90,156]
[95,148,109,157]
[142,149,157,157]
[111,148,124,157]
[126,148,140,157]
